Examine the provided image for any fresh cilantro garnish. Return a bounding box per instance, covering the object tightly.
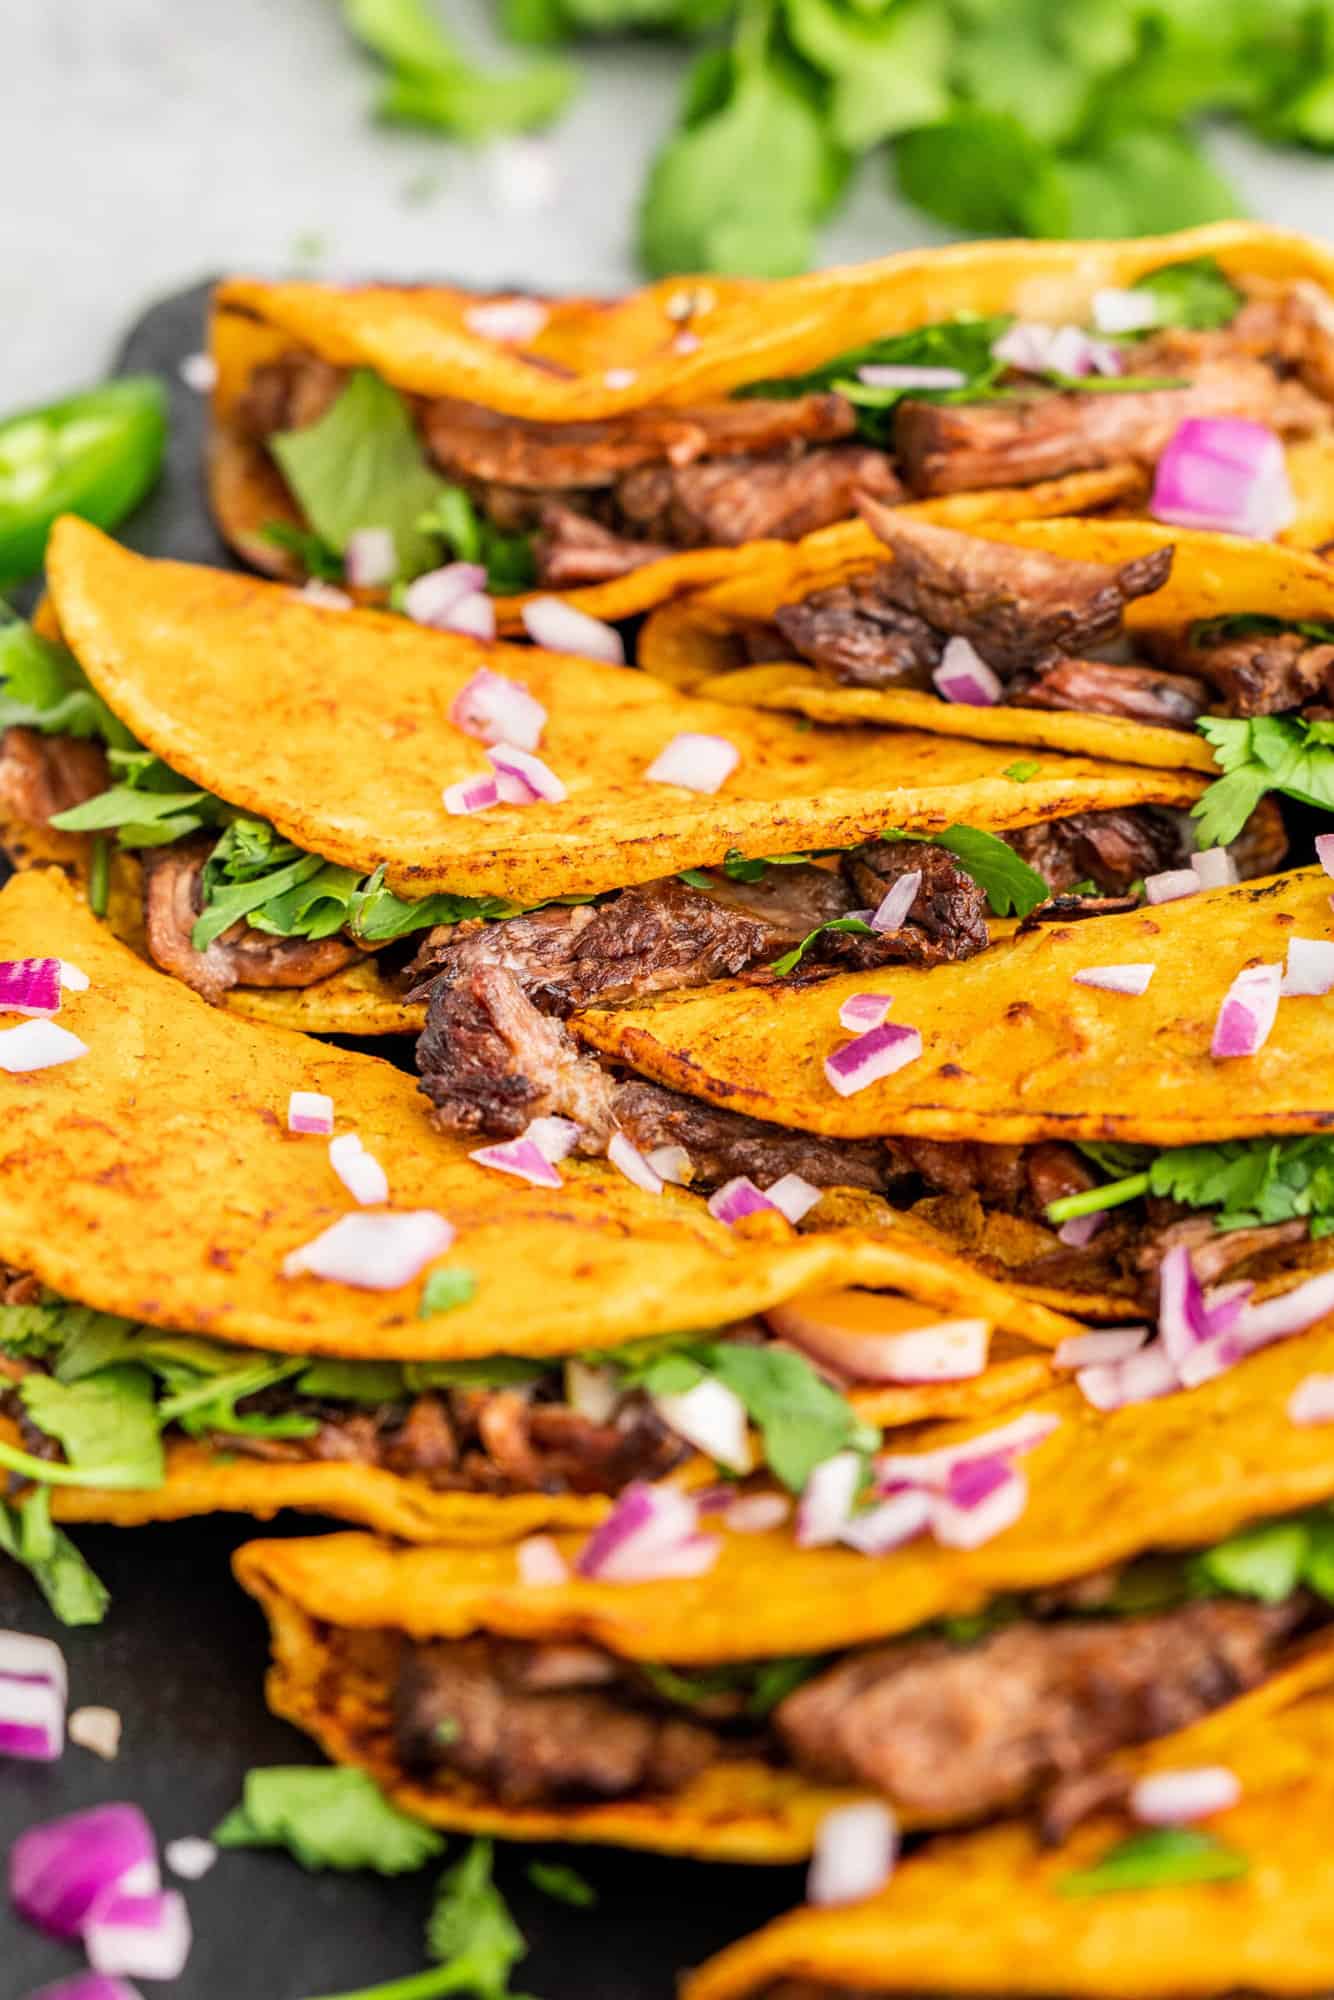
[1058,1827,1248,1897]
[1003,760,1041,782]
[526,1860,597,1908]
[19,1367,164,1485]
[214,1766,446,1873]
[51,748,227,849]
[1129,256,1245,332]
[1193,713,1334,847]
[738,314,1011,443]
[1190,612,1334,650]
[1049,1134,1334,1235]
[884,824,1048,918]
[417,489,536,595]
[640,1341,879,1493]
[0,1488,109,1627]
[769,914,875,977]
[343,0,573,142]
[641,1654,822,1717]
[260,520,346,582]
[0,612,136,748]
[1189,1518,1314,1604]
[419,1269,479,1318]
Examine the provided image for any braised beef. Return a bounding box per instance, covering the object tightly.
[1129,1215,1311,1294]
[615,446,902,551]
[0,727,110,824]
[1148,622,1334,718]
[1010,655,1208,730]
[535,505,675,587]
[836,843,989,969]
[773,577,942,689]
[232,351,347,441]
[614,1079,896,1196]
[1004,807,1189,895]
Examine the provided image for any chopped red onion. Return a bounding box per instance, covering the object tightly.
[298,579,353,610]
[0,1674,64,1761]
[517,1535,569,1587]
[724,1493,791,1534]
[281,1210,454,1289]
[441,591,497,640]
[1227,1269,1334,1355]
[795,1450,862,1547]
[450,668,547,751]
[604,367,637,390]
[287,1090,334,1135]
[857,363,966,390]
[1288,1372,1334,1425]
[179,350,219,393]
[1144,867,1199,905]
[838,993,892,1032]
[0,959,62,1017]
[1317,832,1334,881]
[464,297,549,345]
[10,1804,158,1939]
[85,1889,191,1982]
[67,1706,121,1761]
[521,596,625,666]
[807,1801,898,1907]
[931,635,1002,707]
[58,962,90,993]
[869,870,921,935]
[877,1411,1058,1492]
[672,330,701,356]
[442,773,501,815]
[1131,1766,1241,1826]
[487,743,567,805]
[1151,418,1296,540]
[21,1978,144,2000]
[774,1301,990,1384]
[523,1115,580,1163]
[343,527,396,590]
[1053,1325,1148,1370]
[328,1132,390,1207]
[1191,846,1238,890]
[608,1131,664,1196]
[707,1176,778,1227]
[1280,936,1334,997]
[1091,287,1162,335]
[1076,1339,1179,1411]
[838,1488,931,1555]
[644,732,740,793]
[576,1482,715,1582]
[0,1631,66,1692]
[404,563,494,633]
[646,1144,691,1186]
[651,1377,754,1475]
[1211,962,1281,1058]
[993,322,1122,378]
[931,1462,1029,1548]
[0,1020,87,1072]
[469,1136,563,1189]
[163,1838,216,1882]
[565,1359,620,1423]
[1056,1209,1105,1248]
[1073,962,1155,996]
[824,1021,922,1097]
[764,1173,822,1225]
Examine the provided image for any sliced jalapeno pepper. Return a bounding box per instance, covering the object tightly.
[0,375,168,585]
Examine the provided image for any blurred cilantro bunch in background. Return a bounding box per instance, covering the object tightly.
[342,0,1334,275]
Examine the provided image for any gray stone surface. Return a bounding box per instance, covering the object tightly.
[4,0,1334,409]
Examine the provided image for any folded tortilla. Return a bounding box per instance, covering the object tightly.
[0,869,1075,1542]
[640,518,1334,773]
[233,1313,1334,1860]
[683,1657,1334,1998]
[210,221,1334,628]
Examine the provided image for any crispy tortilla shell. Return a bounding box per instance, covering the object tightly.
[685,1652,1334,1992]
[576,868,1334,1146]
[639,519,1334,772]
[43,519,1206,907]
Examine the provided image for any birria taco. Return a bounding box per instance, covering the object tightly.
[209,222,1334,627]
[0,517,1241,1037]
[234,1314,1334,1862]
[418,865,1334,1319]
[684,1662,1334,2000]
[0,868,1080,1624]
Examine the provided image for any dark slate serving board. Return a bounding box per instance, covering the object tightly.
[0,283,804,1999]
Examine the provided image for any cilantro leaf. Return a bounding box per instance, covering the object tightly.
[701,1342,880,1493]
[1194,713,1334,846]
[527,1860,596,1909]
[296,1360,409,1404]
[0,1489,109,1627]
[884,824,1048,918]
[19,1366,164,1486]
[770,914,874,977]
[261,521,346,581]
[344,0,574,140]
[425,1840,529,1996]
[1003,760,1041,782]
[0,613,136,748]
[1059,1827,1249,1897]
[214,1766,446,1874]
[1131,256,1245,331]
[1191,1519,1312,1604]
[738,314,1011,444]
[416,490,536,595]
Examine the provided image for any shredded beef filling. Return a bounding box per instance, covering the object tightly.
[0,726,109,823]
[1148,622,1334,718]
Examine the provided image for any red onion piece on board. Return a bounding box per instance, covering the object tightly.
[9,1804,158,1940]
[1151,418,1296,539]
[281,1211,454,1289]
[807,1801,898,1906]
[1211,962,1282,1058]
[824,1021,921,1096]
[84,1890,192,1982]
[450,668,546,751]
[644,732,740,793]
[932,636,1001,706]
[521,596,625,666]
[20,1977,145,2000]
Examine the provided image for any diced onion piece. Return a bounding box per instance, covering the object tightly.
[517,1536,569,1587]
[1076,1339,1179,1411]
[565,1359,620,1423]
[764,1173,822,1225]
[769,1288,990,1384]
[807,1801,898,1907]
[576,1482,714,1582]
[67,1706,121,1761]
[523,1115,580,1163]
[707,1176,777,1227]
[1288,1372,1334,1425]
[652,1377,754,1475]
[469,1137,563,1189]
[0,958,62,1017]
[179,350,219,393]
[857,363,966,390]
[9,1803,158,1939]
[163,1837,216,1881]
[440,591,497,640]
[58,962,90,993]
[870,870,921,935]
[644,732,739,793]
[795,1450,862,1548]
[1091,287,1162,334]
[825,1021,921,1096]
[604,367,637,390]
[838,993,891,1032]
[1280,936,1334,997]
[724,1493,790,1534]
[450,668,547,751]
[0,1020,87,1072]
[521,596,625,665]
[839,1488,931,1555]
[282,1210,454,1290]
[0,1631,66,1693]
[1229,1269,1334,1353]
[402,562,489,630]
[1317,831,1334,882]
[298,579,353,610]
[343,527,396,589]
[878,1411,1058,1492]
[646,1144,691,1186]
[993,321,1123,378]
[673,329,701,355]
[442,774,501,815]
[464,297,549,344]
[1131,1766,1241,1826]
[1211,962,1282,1058]
[1056,1210,1105,1248]
[0,1676,64,1762]
[85,1889,192,1982]
[287,1090,334,1135]
[608,1131,663,1195]
[487,743,567,805]
[1073,962,1155,996]
[931,635,1001,707]
[19,1977,145,2000]
[931,1462,1028,1548]
[1144,867,1199,905]
[1191,845,1238,890]
[328,1132,390,1207]
[1151,418,1296,540]
[1053,1326,1148,1370]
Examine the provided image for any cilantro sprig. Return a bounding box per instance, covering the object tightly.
[1194,713,1334,848]
[1047,1133,1334,1236]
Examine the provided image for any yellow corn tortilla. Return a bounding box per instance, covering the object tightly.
[684,1653,1334,1995]
[576,866,1334,1147]
[640,519,1334,773]
[234,1314,1334,1859]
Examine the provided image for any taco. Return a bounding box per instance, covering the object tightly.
[684,1663,1334,1999]
[234,1313,1334,1861]
[0,868,1080,1617]
[209,223,1334,627]
[0,518,1238,1037]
